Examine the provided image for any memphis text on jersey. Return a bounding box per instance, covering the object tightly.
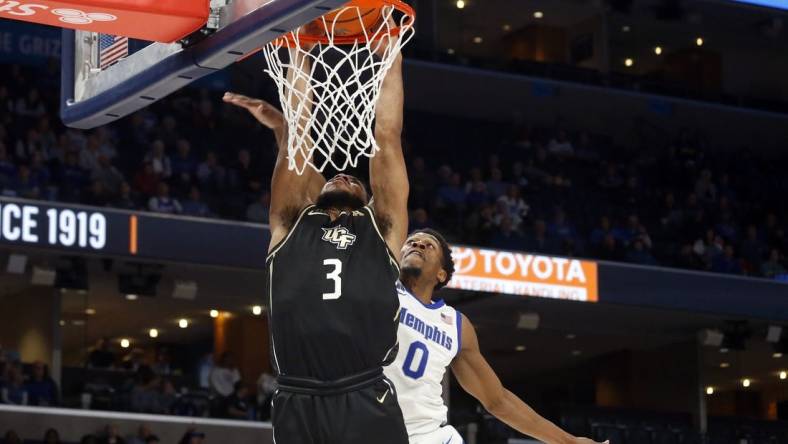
[399,307,453,351]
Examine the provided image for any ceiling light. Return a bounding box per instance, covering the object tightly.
[515,345,526,352]
[566,333,576,340]
[781,371,787,380]
[120,339,130,349]
[624,58,634,67]
[571,350,582,356]
[85,308,96,315]
[533,11,544,19]
[125,294,138,301]
[455,0,465,9]
[210,309,219,318]
[742,378,751,388]
[774,352,783,358]
[472,36,483,44]
[502,24,511,32]
[705,386,714,395]
[720,362,730,368]
[696,37,704,47]
[447,48,455,55]
[178,319,189,329]
[622,25,631,32]
[719,348,729,353]
[654,46,663,55]
[59,320,65,327]
[149,328,159,338]
[72,319,85,326]
[252,305,263,316]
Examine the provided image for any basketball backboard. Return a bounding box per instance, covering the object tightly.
[60,0,347,129]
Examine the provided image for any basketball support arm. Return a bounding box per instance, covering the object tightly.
[60,0,347,129]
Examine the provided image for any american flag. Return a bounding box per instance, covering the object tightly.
[98,34,128,69]
[441,312,454,325]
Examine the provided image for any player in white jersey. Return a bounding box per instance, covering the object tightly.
[384,228,608,444]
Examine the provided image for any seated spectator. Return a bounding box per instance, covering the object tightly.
[590,216,613,246]
[133,162,159,198]
[598,163,623,190]
[60,151,90,202]
[79,133,104,173]
[524,219,559,255]
[92,155,124,198]
[0,143,17,188]
[1,363,28,405]
[171,139,197,194]
[695,169,717,202]
[246,190,271,223]
[84,181,111,207]
[209,352,241,398]
[43,428,61,444]
[490,216,525,251]
[465,170,489,208]
[114,182,139,210]
[6,165,40,199]
[126,425,155,444]
[626,238,657,265]
[437,172,466,209]
[25,361,59,406]
[30,151,51,189]
[178,430,205,444]
[130,366,172,414]
[15,87,45,119]
[486,168,507,198]
[410,208,432,231]
[196,151,226,192]
[3,430,22,444]
[148,183,182,214]
[739,225,765,271]
[547,130,574,156]
[761,249,787,279]
[223,381,251,420]
[595,234,624,262]
[87,337,116,369]
[510,161,529,188]
[99,425,126,444]
[711,245,742,275]
[497,184,529,230]
[228,148,262,197]
[548,209,576,243]
[144,140,172,179]
[15,128,41,163]
[182,186,212,218]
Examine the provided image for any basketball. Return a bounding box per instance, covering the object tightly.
[303,6,384,38]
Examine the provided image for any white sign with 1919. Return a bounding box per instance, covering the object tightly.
[0,203,107,250]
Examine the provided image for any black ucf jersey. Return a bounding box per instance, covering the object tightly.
[266,204,401,381]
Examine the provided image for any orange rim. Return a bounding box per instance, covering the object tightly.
[274,0,415,48]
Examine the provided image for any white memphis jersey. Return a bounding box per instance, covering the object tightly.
[384,281,462,437]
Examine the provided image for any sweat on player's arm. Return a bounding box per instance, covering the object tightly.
[451,315,608,444]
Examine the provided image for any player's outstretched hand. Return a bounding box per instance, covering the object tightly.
[573,437,609,444]
[223,92,285,132]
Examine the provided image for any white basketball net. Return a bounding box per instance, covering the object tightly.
[262,5,414,175]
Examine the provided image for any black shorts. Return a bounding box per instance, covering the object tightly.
[272,376,407,444]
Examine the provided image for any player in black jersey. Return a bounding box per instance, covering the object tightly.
[224,41,409,444]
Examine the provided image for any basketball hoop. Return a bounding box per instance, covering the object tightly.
[262,0,415,175]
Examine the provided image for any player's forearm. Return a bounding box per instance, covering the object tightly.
[374,54,404,142]
[489,389,575,444]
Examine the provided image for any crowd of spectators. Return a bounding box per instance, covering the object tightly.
[0,63,786,279]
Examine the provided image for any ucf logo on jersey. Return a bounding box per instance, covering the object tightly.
[321,226,357,249]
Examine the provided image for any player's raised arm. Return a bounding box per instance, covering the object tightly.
[451,315,608,444]
[223,48,325,251]
[369,47,409,257]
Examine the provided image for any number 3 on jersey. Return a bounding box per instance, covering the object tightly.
[402,341,429,379]
[323,258,342,300]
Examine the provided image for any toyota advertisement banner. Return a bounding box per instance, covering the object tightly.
[448,246,599,302]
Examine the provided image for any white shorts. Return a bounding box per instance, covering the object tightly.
[410,425,464,444]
